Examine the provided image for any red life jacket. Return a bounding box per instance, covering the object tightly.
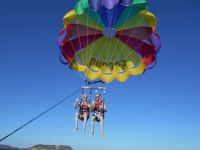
[79,101,89,114]
[94,100,104,114]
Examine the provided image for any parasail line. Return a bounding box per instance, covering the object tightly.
[74,69,86,81]
[0,88,82,143]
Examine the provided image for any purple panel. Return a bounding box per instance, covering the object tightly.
[149,32,161,53]
[106,6,117,27]
[59,51,69,65]
[88,0,132,11]
[89,0,102,11]
[103,0,118,9]
[98,4,126,27]
[58,29,67,50]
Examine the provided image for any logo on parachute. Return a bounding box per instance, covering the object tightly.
[89,58,126,71]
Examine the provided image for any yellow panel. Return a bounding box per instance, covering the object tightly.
[69,58,78,70]
[129,61,146,75]
[116,10,157,31]
[75,36,143,74]
[121,45,141,68]
[85,67,100,80]
[76,62,86,72]
[70,58,86,72]
[126,61,135,69]
[89,64,100,72]
[115,71,129,82]
[76,37,106,66]
[106,37,125,62]
[99,73,115,83]
[63,10,76,26]
[101,66,112,73]
[114,65,124,72]
[63,10,103,30]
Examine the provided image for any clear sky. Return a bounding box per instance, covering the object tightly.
[0,0,200,150]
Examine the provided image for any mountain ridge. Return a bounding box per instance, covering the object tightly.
[0,144,74,150]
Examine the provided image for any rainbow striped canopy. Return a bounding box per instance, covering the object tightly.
[58,0,161,82]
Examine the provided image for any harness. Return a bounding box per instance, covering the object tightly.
[79,80,106,117]
[94,100,104,114]
[79,101,90,113]
[78,87,91,114]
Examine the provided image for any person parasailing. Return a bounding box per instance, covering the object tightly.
[73,94,90,134]
[89,93,107,140]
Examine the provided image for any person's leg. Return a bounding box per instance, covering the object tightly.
[73,112,80,132]
[100,116,104,140]
[82,113,88,134]
[89,115,96,138]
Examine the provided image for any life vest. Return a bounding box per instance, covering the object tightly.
[79,101,89,114]
[94,100,104,114]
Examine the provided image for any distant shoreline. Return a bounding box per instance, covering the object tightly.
[0,144,74,150]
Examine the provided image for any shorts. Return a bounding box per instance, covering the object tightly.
[92,113,104,122]
[79,113,89,121]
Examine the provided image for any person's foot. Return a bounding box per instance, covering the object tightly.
[73,127,78,133]
[89,132,94,138]
[82,128,85,134]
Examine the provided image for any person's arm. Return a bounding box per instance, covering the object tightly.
[100,102,107,112]
[103,103,107,112]
[74,98,79,109]
[87,102,91,107]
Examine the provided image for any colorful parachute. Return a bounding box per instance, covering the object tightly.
[58,0,161,82]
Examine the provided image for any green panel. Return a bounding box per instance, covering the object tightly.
[75,0,89,14]
[134,0,146,3]
[75,12,104,30]
[85,7,105,29]
[76,37,106,66]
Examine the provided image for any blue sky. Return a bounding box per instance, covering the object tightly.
[0,0,200,150]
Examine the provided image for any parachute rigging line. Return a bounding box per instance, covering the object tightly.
[0,88,82,142]
[75,69,86,81]
[113,12,147,62]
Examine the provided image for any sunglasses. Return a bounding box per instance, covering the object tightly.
[84,97,87,98]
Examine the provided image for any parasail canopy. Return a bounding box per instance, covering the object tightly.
[58,0,161,82]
